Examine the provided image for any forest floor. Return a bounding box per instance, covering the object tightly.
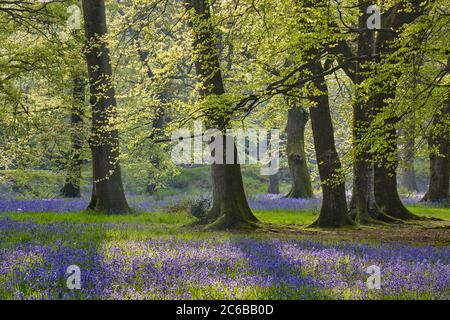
[0,204,448,299]
[253,207,450,246]
[260,221,450,246]
[2,205,449,246]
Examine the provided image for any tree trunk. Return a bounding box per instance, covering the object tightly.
[422,59,450,202]
[208,136,259,229]
[186,0,259,229]
[82,0,130,214]
[267,173,279,194]
[372,1,425,219]
[350,1,386,224]
[308,60,353,228]
[145,105,166,195]
[61,77,84,198]
[351,90,398,224]
[373,118,418,219]
[422,135,450,202]
[350,95,376,224]
[344,1,424,223]
[285,105,313,198]
[399,126,419,192]
[372,118,417,220]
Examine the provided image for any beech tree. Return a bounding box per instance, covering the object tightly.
[185,0,259,229]
[82,0,130,213]
[348,1,399,224]
[369,0,426,220]
[422,58,450,203]
[285,102,313,199]
[333,0,431,223]
[307,59,353,228]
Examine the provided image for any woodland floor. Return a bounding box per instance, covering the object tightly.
[0,203,448,299]
[259,220,450,246]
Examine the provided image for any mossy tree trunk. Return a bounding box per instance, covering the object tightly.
[285,105,313,198]
[349,1,419,224]
[207,136,259,229]
[186,0,259,229]
[82,0,130,214]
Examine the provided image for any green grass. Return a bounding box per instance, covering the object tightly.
[255,205,450,226]
[408,205,450,220]
[254,209,319,225]
[3,205,447,227]
[5,211,194,225]
[1,204,447,248]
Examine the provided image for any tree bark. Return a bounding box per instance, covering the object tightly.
[82,0,130,214]
[285,104,313,198]
[422,133,450,202]
[371,1,425,220]
[349,123,371,225]
[208,137,259,229]
[349,1,415,224]
[61,76,84,198]
[422,58,450,202]
[370,95,418,220]
[373,117,417,219]
[349,1,387,224]
[308,60,353,228]
[186,0,259,229]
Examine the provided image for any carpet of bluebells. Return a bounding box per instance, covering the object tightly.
[0,193,445,214]
[0,194,322,214]
[0,194,449,300]
[0,194,320,215]
[0,217,448,299]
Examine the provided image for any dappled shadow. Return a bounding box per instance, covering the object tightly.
[230,238,332,299]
